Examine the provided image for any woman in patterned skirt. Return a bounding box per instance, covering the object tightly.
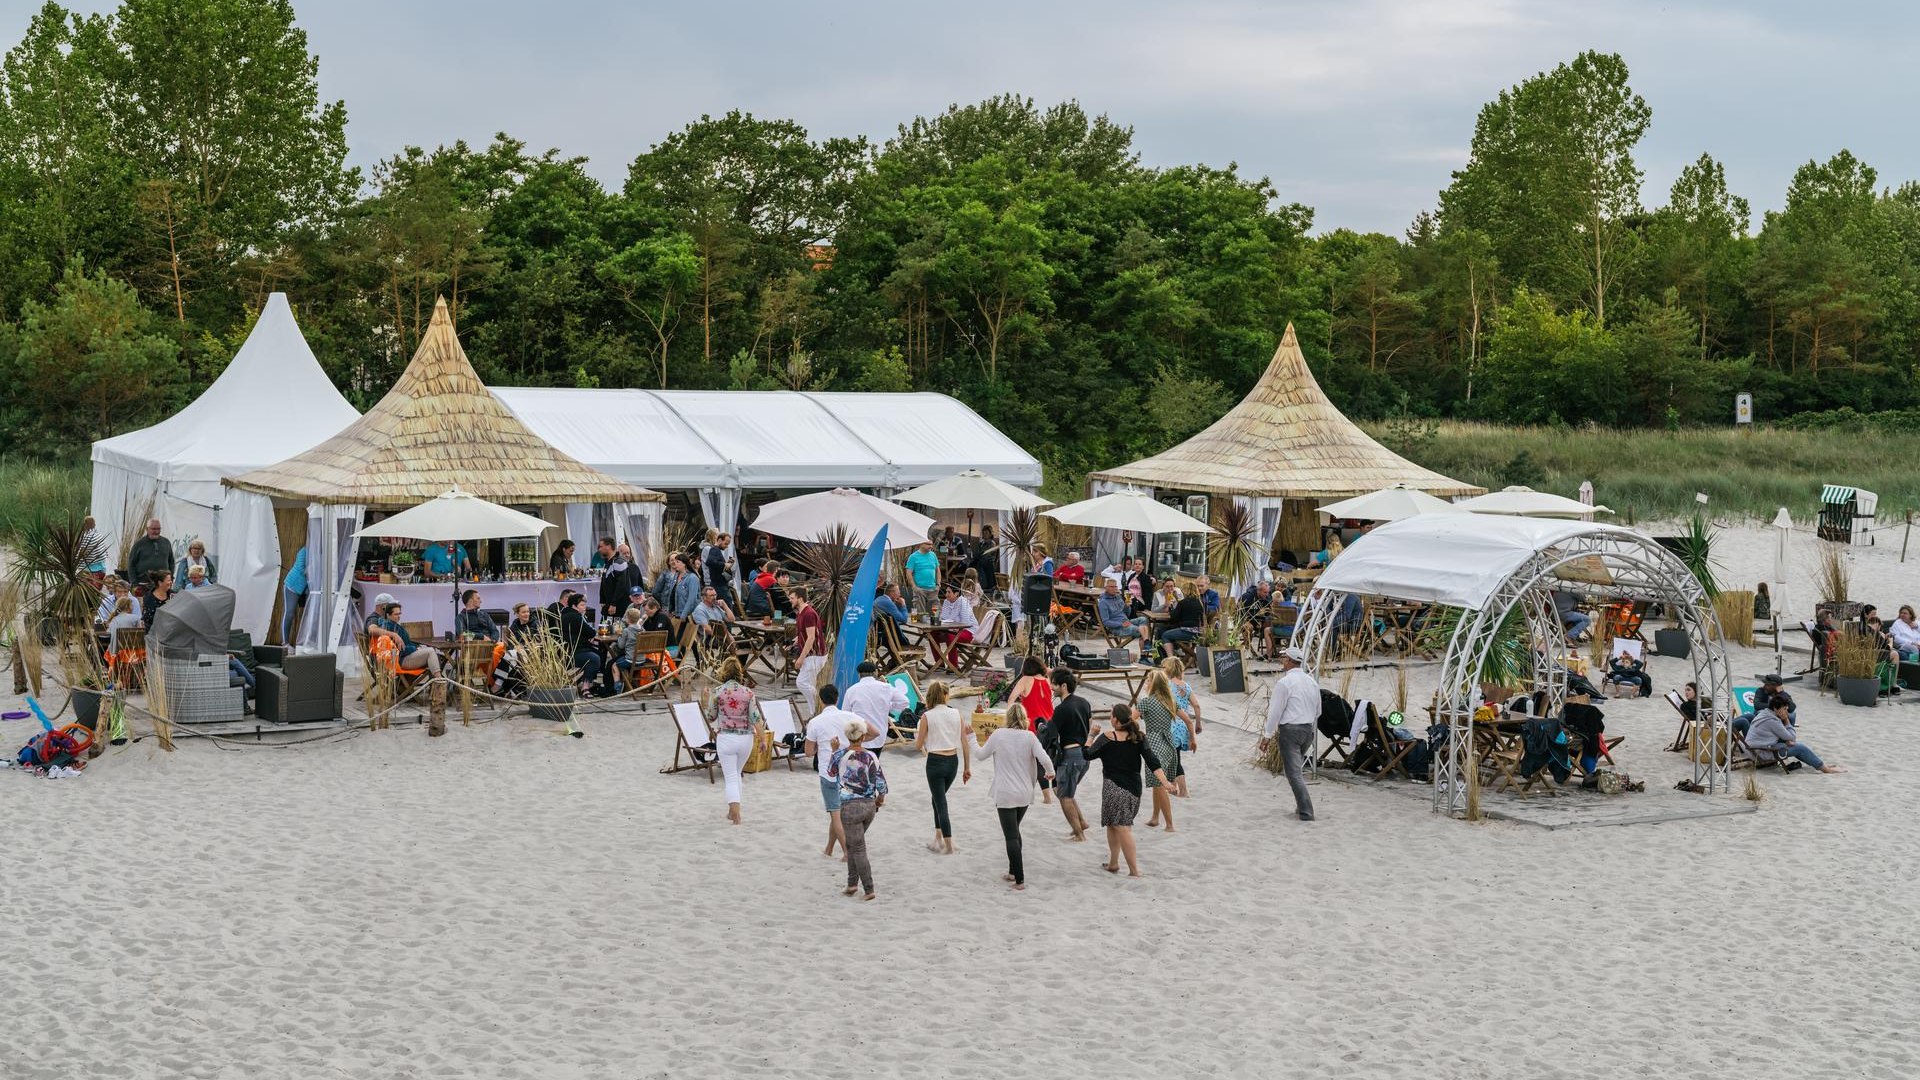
[1139,670,1183,832]
[1084,704,1166,877]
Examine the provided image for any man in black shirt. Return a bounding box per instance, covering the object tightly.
[1049,668,1093,842]
[704,533,736,606]
[456,589,500,641]
[1153,591,1204,663]
[560,593,604,697]
[598,541,646,616]
[126,519,174,583]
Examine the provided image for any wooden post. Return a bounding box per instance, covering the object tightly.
[428,679,447,737]
[1903,512,1911,563]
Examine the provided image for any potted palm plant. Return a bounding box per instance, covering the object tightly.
[1832,626,1882,707]
[1203,501,1261,678]
[6,513,109,734]
[518,628,580,723]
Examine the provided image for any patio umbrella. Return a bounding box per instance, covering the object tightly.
[354,487,554,542]
[1455,485,1613,518]
[1316,483,1457,522]
[150,584,236,659]
[1042,490,1217,534]
[1772,506,1793,618]
[891,469,1052,512]
[751,488,936,549]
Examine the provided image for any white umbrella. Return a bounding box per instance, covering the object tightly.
[1042,490,1217,534]
[1771,506,1793,618]
[1317,483,1457,522]
[355,488,554,541]
[891,469,1052,512]
[1456,485,1613,518]
[751,487,936,549]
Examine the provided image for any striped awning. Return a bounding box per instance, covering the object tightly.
[1821,485,1879,515]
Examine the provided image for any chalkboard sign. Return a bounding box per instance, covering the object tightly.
[1210,647,1246,695]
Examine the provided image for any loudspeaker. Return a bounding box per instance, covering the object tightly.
[1021,573,1054,624]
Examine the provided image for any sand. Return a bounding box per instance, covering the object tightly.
[3,523,1917,1079]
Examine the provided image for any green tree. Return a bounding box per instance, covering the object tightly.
[8,261,180,447]
[599,229,700,388]
[1645,153,1750,357]
[1476,287,1619,425]
[1748,151,1879,373]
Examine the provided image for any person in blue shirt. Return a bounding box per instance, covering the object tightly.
[420,540,471,579]
[281,546,308,646]
[906,541,942,616]
[1194,575,1221,617]
[1097,579,1149,640]
[874,582,912,627]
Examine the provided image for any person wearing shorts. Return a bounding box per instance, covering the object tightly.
[1049,668,1094,843]
[805,684,857,859]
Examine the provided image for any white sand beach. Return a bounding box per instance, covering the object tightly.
[5,522,1918,1079]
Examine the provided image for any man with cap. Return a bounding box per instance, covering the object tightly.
[1735,673,1795,736]
[1258,647,1320,821]
[841,660,908,753]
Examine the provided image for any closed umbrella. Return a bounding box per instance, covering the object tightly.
[751,488,937,549]
[1772,506,1793,618]
[1042,490,1216,534]
[1578,480,1595,523]
[1317,484,1457,522]
[1456,486,1613,518]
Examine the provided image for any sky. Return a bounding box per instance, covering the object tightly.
[16,0,1920,234]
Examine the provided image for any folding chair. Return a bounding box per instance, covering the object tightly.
[1358,699,1417,781]
[108,626,148,691]
[951,610,1001,677]
[620,631,673,692]
[758,697,802,772]
[662,701,719,782]
[873,617,915,676]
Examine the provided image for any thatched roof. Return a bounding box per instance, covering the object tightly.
[1088,324,1482,500]
[227,298,659,507]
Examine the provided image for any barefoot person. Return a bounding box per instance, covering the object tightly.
[1085,704,1167,877]
[913,680,971,854]
[1139,670,1183,832]
[805,683,858,859]
[707,658,764,825]
[832,718,888,901]
[1746,695,1844,773]
[972,702,1056,891]
[1048,668,1094,842]
[1160,657,1202,797]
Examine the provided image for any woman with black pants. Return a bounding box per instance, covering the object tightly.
[913,680,971,854]
[971,702,1055,891]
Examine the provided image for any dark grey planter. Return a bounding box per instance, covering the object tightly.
[526,686,577,723]
[1653,628,1691,659]
[71,688,104,729]
[1195,646,1212,677]
[1836,675,1880,708]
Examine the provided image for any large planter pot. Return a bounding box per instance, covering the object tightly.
[71,688,104,729]
[526,686,577,723]
[1653,628,1691,659]
[1195,646,1212,677]
[1836,675,1880,708]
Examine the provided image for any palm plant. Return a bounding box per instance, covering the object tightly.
[1417,604,1532,692]
[1671,511,1721,601]
[1207,501,1262,650]
[793,523,864,628]
[6,512,108,698]
[1000,508,1041,581]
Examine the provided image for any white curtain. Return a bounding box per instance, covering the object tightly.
[615,501,664,576]
[564,503,595,569]
[298,503,366,674]
[1234,495,1286,588]
[697,486,743,587]
[217,487,280,640]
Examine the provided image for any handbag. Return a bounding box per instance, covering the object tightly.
[744,728,774,773]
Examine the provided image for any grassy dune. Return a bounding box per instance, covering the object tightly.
[0,457,90,539]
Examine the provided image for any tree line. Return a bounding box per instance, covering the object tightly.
[2,1,1914,489]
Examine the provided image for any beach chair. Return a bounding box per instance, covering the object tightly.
[951,610,1001,678]
[662,701,718,782]
[872,616,915,677]
[758,697,802,772]
[108,626,148,691]
[1314,695,1356,769]
[1357,699,1417,782]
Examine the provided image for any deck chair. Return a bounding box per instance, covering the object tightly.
[1314,695,1357,768]
[951,609,1001,677]
[662,701,719,782]
[622,631,674,692]
[1355,699,1417,782]
[872,616,914,676]
[758,697,802,772]
[366,633,429,697]
[108,626,148,691]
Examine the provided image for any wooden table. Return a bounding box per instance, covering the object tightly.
[1051,582,1102,638]
[1070,663,1150,704]
[733,619,796,683]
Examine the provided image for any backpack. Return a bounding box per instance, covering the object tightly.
[1316,690,1353,742]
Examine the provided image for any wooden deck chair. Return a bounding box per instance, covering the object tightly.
[624,631,674,692]
[758,697,802,772]
[662,701,718,782]
[366,633,428,697]
[951,609,1001,677]
[1356,699,1416,781]
[108,626,148,691]
[873,616,915,676]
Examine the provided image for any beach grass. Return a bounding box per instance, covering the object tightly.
[1363,422,1920,524]
[0,457,90,541]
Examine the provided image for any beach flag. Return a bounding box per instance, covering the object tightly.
[831,525,890,697]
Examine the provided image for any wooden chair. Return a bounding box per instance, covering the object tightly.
[872,616,915,676]
[758,697,802,772]
[108,626,148,692]
[402,620,435,644]
[622,631,674,692]
[951,610,1002,677]
[1356,699,1417,782]
[365,633,428,698]
[662,701,719,782]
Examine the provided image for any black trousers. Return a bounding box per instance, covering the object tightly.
[927,753,959,838]
[997,806,1028,884]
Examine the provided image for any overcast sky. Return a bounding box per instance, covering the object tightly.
[19,0,1920,234]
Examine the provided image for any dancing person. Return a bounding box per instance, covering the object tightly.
[1138,670,1183,831]
[1008,655,1055,804]
[1084,704,1168,877]
[805,683,858,859]
[1160,656,1203,795]
[1259,647,1321,821]
[1048,668,1093,842]
[972,702,1055,891]
[913,680,971,854]
[833,718,888,900]
[707,658,764,825]
[843,660,907,753]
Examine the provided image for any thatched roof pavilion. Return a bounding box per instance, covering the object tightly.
[1089,323,1481,500]
[228,298,658,508]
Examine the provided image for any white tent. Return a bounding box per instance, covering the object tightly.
[1312,513,1638,610]
[491,387,1042,535]
[89,293,358,563]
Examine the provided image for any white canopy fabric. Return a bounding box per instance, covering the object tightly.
[893,469,1051,512]
[1317,484,1457,522]
[90,293,358,561]
[491,387,1042,492]
[1312,514,1639,611]
[1455,486,1613,518]
[750,488,936,549]
[1044,490,1217,534]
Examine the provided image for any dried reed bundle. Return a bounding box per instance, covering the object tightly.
[1743,772,1763,802]
[517,629,579,690]
[1832,626,1882,681]
[1714,590,1755,648]
[1814,543,1850,605]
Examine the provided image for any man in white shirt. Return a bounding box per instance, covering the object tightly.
[1259,647,1321,821]
[804,683,857,858]
[841,660,908,752]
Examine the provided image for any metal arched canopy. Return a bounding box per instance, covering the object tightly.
[1296,514,1734,816]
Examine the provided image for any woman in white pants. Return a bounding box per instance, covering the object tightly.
[707,658,764,824]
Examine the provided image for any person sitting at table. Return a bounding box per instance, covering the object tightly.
[142,570,173,632]
[96,577,136,625]
[938,525,958,553]
[559,592,604,696]
[929,582,978,671]
[1553,589,1591,644]
[1030,543,1054,577]
[1150,576,1182,616]
[182,565,211,590]
[640,595,674,636]
[873,582,912,627]
[1605,648,1652,697]
[104,596,143,665]
[959,567,986,608]
[1238,578,1273,612]
[907,540,942,616]
[174,538,217,586]
[1192,574,1221,617]
[1097,578,1150,642]
[1053,550,1088,585]
[422,539,472,581]
[691,585,736,649]
[366,595,441,676]
[488,602,537,697]
[1865,612,1902,696]
[767,568,797,617]
[1890,604,1920,660]
[457,589,500,641]
[598,541,645,616]
[610,605,649,690]
[741,570,774,617]
[1559,685,1608,780]
[1745,695,1841,772]
[1152,586,1204,663]
[549,539,577,577]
